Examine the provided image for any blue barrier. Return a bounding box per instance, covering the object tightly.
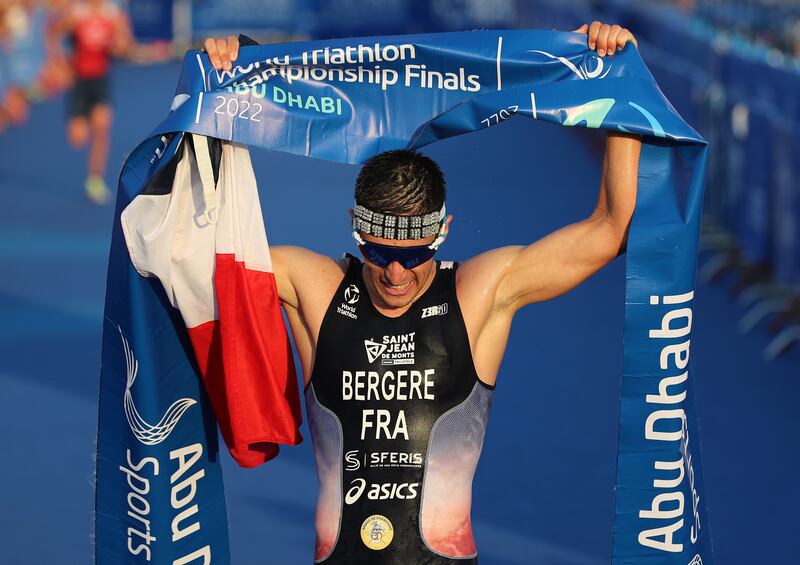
[597,0,800,291]
[128,0,174,42]
[773,124,800,287]
[191,0,316,39]
[740,106,772,265]
[188,0,586,40]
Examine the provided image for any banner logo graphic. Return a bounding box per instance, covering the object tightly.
[170,94,191,111]
[120,327,196,445]
[528,50,612,80]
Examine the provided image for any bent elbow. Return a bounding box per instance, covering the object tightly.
[593,216,629,263]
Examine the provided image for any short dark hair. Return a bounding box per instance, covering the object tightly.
[355,149,446,215]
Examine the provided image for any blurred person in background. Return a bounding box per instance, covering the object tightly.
[55,0,134,204]
[0,1,73,131]
[0,1,36,130]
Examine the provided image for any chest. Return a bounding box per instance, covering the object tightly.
[75,15,114,49]
[311,272,476,417]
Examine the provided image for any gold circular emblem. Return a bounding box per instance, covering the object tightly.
[360,514,394,550]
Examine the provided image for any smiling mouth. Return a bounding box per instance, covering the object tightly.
[381,279,412,295]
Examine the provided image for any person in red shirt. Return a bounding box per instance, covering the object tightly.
[59,0,133,204]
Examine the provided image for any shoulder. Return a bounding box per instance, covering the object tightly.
[454,245,525,331]
[272,245,348,276]
[104,3,121,16]
[456,245,523,299]
[69,3,88,19]
[271,245,349,308]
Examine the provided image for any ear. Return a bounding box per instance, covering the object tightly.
[444,214,453,236]
[348,208,355,220]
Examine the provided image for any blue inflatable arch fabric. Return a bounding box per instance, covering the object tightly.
[96,30,712,564]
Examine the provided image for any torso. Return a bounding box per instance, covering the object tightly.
[303,256,493,563]
[282,249,514,389]
[70,2,118,79]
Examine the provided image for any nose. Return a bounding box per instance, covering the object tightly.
[384,261,408,283]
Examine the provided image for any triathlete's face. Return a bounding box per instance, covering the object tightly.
[357,215,451,312]
[360,232,439,311]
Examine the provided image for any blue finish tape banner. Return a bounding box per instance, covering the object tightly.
[96,29,713,564]
[96,137,231,564]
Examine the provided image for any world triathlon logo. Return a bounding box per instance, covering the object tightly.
[119,327,196,445]
[688,555,703,565]
[344,284,361,305]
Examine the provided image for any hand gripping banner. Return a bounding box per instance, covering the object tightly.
[96,30,713,564]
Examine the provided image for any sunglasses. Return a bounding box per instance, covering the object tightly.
[358,240,439,269]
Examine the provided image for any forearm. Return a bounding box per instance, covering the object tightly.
[111,15,136,58]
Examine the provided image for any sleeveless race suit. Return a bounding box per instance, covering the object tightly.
[306,255,494,564]
[72,2,117,79]
[69,2,118,117]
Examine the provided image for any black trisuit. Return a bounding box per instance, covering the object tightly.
[306,255,494,564]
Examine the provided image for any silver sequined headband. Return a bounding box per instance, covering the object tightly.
[352,203,446,240]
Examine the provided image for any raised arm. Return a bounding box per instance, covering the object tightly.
[485,131,641,313]
[457,23,642,317]
[111,10,136,58]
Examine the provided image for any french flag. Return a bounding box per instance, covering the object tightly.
[120,133,302,467]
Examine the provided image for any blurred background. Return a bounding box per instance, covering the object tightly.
[1,0,798,563]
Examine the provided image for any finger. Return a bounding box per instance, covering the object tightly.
[227,35,239,63]
[606,25,622,55]
[588,21,602,50]
[619,29,638,48]
[216,38,231,70]
[572,24,589,34]
[596,23,611,56]
[204,37,222,70]
[615,29,630,51]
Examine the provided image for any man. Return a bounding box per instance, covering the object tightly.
[205,22,640,564]
[57,0,134,204]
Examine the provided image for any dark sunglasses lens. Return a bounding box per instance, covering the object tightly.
[361,244,390,267]
[401,252,431,268]
[360,243,435,269]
